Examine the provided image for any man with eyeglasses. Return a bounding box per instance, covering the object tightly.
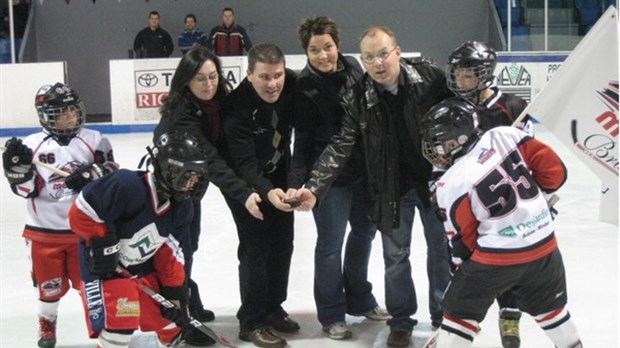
[290,26,452,347]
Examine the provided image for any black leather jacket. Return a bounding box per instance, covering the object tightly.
[288,54,364,189]
[306,57,451,234]
[153,91,254,205]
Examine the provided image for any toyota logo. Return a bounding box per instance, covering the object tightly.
[138,73,158,87]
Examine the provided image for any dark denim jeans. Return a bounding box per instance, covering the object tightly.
[382,187,450,331]
[312,182,379,327]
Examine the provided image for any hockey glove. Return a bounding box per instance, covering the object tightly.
[65,163,107,191]
[2,137,34,184]
[88,235,120,276]
[160,284,190,327]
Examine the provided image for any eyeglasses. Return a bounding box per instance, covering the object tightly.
[193,74,219,84]
[360,46,397,64]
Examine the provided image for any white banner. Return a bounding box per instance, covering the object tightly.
[523,6,619,225]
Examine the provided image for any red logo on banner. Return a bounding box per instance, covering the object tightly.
[136,93,168,108]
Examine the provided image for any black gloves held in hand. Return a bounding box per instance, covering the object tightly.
[3,137,34,184]
[88,235,120,276]
[65,163,107,191]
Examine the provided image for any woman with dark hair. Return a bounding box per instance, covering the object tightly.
[287,16,389,340]
[153,45,262,346]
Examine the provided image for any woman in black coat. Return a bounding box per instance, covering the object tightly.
[153,45,262,345]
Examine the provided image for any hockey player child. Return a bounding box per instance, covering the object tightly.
[419,98,582,348]
[68,131,215,348]
[2,82,117,348]
[445,41,534,348]
[446,41,533,136]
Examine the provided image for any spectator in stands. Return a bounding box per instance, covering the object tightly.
[178,13,208,55]
[133,10,173,58]
[208,7,252,56]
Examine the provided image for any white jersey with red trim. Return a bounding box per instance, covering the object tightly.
[10,128,117,243]
[435,126,567,266]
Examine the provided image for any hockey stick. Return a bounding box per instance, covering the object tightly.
[115,266,237,348]
[0,146,69,177]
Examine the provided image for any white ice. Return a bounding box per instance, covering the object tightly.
[0,125,617,348]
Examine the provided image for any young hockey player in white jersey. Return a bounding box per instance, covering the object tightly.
[2,82,117,348]
[445,41,535,348]
[419,97,582,348]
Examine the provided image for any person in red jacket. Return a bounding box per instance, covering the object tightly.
[208,7,252,56]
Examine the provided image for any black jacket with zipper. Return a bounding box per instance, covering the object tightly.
[306,57,451,234]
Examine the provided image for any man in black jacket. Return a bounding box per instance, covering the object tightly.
[133,11,173,58]
[293,26,452,347]
[221,42,299,348]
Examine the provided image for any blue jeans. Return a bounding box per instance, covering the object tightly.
[382,187,450,330]
[312,182,379,326]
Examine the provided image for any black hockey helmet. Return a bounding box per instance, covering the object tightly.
[446,41,497,99]
[151,131,208,202]
[421,97,482,169]
[35,82,85,139]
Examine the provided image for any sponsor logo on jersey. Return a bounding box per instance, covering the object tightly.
[500,208,552,238]
[48,161,82,199]
[41,277,62,297]
[119,223,165,266]
[498,225,517,237]
[477,147,496,165]
[116,297,140,317]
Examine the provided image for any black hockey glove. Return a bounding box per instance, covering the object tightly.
[3,137,34,184]
[65,163,107,192]
[160,284,190,327]
[88,235,120,276]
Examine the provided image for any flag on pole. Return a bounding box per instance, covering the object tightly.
[523,6,619,225]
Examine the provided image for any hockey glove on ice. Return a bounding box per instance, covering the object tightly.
[65,163,107,191]
[88,235,120,276]
[3,137,34,184]
[160,284,190,326]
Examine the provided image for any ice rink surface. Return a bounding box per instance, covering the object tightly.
[0,125,617,348]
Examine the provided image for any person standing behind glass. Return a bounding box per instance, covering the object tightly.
[208,7,252,56]
[291,26,453,348]
[153,45,263,346]
[178,13,208,55]
[133,11,173,58]
[288,16,389,341]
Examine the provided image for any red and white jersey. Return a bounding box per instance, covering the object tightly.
[435,126,567,266]
[11,128,117,244]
